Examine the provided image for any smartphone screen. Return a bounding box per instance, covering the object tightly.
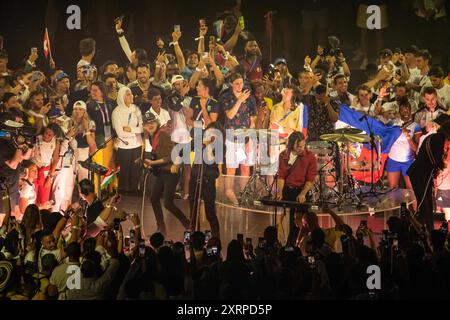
[124,236,130,249]
[130,229,135,248]
[139,239,146,257]
[184,231,190,244]
[245,238,252,246]
[238,16,245,30]
[174,25,181,33]
[205,230,212,244]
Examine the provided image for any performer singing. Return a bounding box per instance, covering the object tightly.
[142,112,190,236]
[276,132,317,240]
[188,122,223,239]
[407,118,450,231]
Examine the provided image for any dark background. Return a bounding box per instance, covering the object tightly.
[0,0,448,81]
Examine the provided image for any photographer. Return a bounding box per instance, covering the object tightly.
[0,113,34,213]
[142,112,190,237]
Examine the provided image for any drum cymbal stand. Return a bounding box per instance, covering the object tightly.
[239,142,271,206]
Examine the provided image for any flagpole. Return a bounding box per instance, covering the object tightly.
[45,27,53,62]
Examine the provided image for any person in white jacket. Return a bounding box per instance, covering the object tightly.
[112,87,143,193]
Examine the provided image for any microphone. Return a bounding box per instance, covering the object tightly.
[112,132,129,145]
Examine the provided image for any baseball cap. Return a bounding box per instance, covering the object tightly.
[404,45,419,55]
[171,75,184,86]
[379,48,393,58]
[274,58,287,66]
[143,111,159,124]
[77,60,90,69]
[73,100,87,111]
[56,72,69,82]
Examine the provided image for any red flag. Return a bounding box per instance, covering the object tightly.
[43,28,51,59]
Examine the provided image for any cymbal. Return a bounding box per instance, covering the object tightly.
[320,133,370,143]
[333,128,363,135]
[233,129,279,138]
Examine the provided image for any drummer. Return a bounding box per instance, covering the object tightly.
[307,84,339,141]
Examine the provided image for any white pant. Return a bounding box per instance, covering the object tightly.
[76,147,90,182]
[52,166,75,213]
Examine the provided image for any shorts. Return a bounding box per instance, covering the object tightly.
[386,157,413,176]
[225,139,256,169]
[436,189,450,208]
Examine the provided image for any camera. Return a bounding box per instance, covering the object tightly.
[267,64,277,80]
[0,116,37,150]
[113,218,120,231]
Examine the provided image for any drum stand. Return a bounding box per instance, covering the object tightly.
[335,141,363,209]
[239,163,271,207]
[239,141,271,206]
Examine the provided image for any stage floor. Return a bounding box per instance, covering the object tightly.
[117,176,423,249]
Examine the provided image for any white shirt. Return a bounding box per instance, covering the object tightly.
[150,107,171,127]
[388,122,420,163]
[20,181,36,205]
[170,97,192,144]
[382,98,419,114]
[408,67,421,82]
[436,84,450,110]
[111,104,143,149]
[32,135,56,168]
[411,74,432,104]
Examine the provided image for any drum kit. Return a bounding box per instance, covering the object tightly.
[309,128,381,209]
[236,127,382,210]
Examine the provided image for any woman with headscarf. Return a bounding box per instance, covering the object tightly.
[70,100,97,182]
[112,87,143,194]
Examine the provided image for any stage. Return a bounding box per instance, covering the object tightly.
[117,175,421,250]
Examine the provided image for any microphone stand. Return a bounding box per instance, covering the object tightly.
[358,104,379,196]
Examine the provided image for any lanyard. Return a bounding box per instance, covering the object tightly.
[97,102,110,124]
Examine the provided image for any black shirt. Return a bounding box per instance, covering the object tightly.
[86,99,116,147]
[129,83,166,110]
[86,199,104,225]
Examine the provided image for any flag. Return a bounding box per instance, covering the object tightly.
[338,105,402,183]
[101,167,120,190]
[43,28,51,59]
[298,103,308,138]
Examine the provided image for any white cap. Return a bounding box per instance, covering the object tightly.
[73,100,87,111]
[171,75,184,86]
[77,60,90,69]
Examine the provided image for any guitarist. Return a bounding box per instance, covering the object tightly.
[142,112,190,237]
[275,132,317,243]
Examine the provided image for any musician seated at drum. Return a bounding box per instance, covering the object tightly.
[142,112,190,237]
[276,132,317,238]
